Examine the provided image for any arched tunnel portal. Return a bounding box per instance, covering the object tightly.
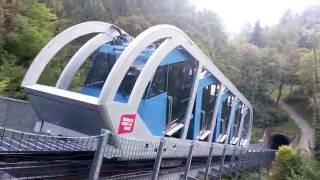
[270,133,291,150]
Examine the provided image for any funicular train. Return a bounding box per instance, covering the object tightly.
[21,21,253,158]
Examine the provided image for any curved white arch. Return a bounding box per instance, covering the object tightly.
[56,33,113,89]
[22,21,129,86]
[248,107,254,144]
[98,24,253,114]
[98,25,188,104]
[225,98,240,144]
[97,24,253,142]
[237,108,248,145]
[126,36,201,139]
[128,39,184,107]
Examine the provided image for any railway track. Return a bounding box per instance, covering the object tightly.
[0,152,232,179]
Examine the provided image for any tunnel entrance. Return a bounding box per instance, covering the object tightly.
[270,134,290,150]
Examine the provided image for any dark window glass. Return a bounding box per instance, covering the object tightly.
[232,106,242,137]
[241,112,250,139]
[117,57,147,97]
[84,53,117,88]
[220,95,234,135]
[167,60,198,126]
[200,84,219,134]
[148,65,168,98]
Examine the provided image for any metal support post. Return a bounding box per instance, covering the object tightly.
[89,129,110,180]
[258,147,264,180]
[229,146,236,173]
[152,137,166,180]
[183,141,194,180]
[218,144,227,180]
[235,146,244,180]
[258,150,262,179]
[204,143,215,179]
[243,149,249,170]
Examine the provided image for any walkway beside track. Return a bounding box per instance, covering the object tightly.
[278,100,314,152]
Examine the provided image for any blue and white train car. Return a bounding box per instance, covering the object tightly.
[21,21,253,158]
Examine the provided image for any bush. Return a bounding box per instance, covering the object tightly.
[270,146,320,180]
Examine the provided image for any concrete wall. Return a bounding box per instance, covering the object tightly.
[0,96,38,132]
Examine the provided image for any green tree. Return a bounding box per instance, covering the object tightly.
[298,6,320,161]
[0,0,56,98]
[249,21,263,47]
[1,0,56,66]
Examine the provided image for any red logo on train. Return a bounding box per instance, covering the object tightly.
[118,114,136,134]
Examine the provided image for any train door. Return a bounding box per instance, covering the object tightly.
[220,96,235,143]
[214,94,234,143]
[240,111,250,145]
[137,65,168,136]
[198,83,219,140]
[165,60,198,137]
[229,104,243,144]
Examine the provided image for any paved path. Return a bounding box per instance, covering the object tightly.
[278,100,314,152]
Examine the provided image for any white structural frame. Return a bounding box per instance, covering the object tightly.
[56,33,114,89]
[21,21,253,145]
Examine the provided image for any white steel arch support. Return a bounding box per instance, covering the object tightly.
[128,38,181,107]
[56,33,113,89]
[225,98,240,144]
[22,21,129,87]
[208,85,226,142]
[99,24,253,113]
[248,108,253,144]
[98,25,191,104]
[127,36,201,139]
[237,108,249,145]
[181,64,202,139]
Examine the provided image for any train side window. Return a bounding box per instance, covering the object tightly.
[147,65,168,98]
[240,111,250,144]
[216,94,234,143]
[229,104,243,144]
[116,56,148,101]
[199,83,219,136]
[221,96,233,134]
[84,53,117,88]
[167,60,198,126]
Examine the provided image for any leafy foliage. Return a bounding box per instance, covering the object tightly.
[0,0,56,98]
[270,146,320,180]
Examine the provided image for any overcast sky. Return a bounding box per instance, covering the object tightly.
[196,0,320,33]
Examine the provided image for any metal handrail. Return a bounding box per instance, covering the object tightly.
[200,110,206,131]
[167,96,173,129]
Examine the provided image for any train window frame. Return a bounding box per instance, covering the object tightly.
[240,111,250,140]
[199,83,219,135]
[84,52,118,88]
[147,65,168,98]
[116,56,148,98]
[229,103,243,144]
[166,60,198,126]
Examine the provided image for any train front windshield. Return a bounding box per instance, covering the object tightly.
[82,46,149,99]
[84,53,117,89]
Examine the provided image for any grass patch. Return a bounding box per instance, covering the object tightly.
[271,85,298,100]
[269,119,300,135]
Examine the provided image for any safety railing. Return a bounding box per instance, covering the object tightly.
[0,127,99,152]
[0,127,276,180]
